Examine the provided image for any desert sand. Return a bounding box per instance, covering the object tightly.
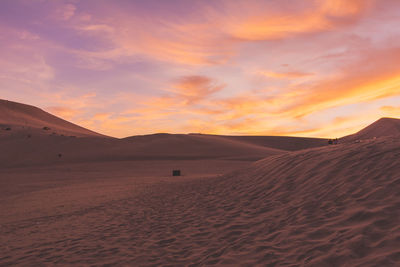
[1,99,400,266]
[340,117,400,143]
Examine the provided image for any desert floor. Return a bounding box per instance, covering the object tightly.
[1,136,400,266]
[1,159,250,265]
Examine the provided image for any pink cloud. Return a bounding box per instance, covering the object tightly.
[46,106,80,120]
[259,71,314,79]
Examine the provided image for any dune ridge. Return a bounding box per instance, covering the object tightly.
[0,131,285,168]
[341,117,400,142]
[0,99,105,137]
[194,134,329,151]
[0,99,328,168]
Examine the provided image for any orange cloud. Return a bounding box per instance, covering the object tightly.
[380,105,400,116]
[223,0,373,41]
[259,71,314,79]
[284,74,400,119]
[72,16,234,66]
[68,0,374,67]
[93,113,111,121]
[46,106,80,120]
[171,75,225,104]
[276,47,400,118]
[126,75,225,115]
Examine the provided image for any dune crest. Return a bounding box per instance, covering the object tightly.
[341,117,400,142]
[0,99,105,137]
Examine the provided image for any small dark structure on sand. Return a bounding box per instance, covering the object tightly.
[172,170,181,176]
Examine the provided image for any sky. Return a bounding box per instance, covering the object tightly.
[1,0,400,138]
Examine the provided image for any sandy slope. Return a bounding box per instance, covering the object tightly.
[0,99,105,137]
[1,136,399,266]
[0,132,285,168]
[341,117,400,142]
[197,134,329,151]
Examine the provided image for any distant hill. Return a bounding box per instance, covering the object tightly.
[0,99,105,137]
[193,134,329,151]
[0,99,285,167]
[341,117,400,142]
[0,131,286,168]
[0,99,331,167]
[121,133,285,161]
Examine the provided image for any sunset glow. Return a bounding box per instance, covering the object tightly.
[1,0,400,138]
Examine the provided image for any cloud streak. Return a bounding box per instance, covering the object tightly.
[222,0,373,41]
[1,0,400,138]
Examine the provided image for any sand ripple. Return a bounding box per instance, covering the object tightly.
[1,137,400,266]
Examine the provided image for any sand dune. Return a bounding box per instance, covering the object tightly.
[0,99,105,137]
[341,117,400,142]
[196,134,329,151]
[0,99,329,169]
[122,133,286,159]
[1,135,399,265]
[0,131,285,168]
[0,99,315,168]
[1,99,400,266]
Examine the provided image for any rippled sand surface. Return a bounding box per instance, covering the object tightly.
[1,137,399,266]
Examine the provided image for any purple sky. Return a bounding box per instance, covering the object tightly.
[1,0,400,137]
